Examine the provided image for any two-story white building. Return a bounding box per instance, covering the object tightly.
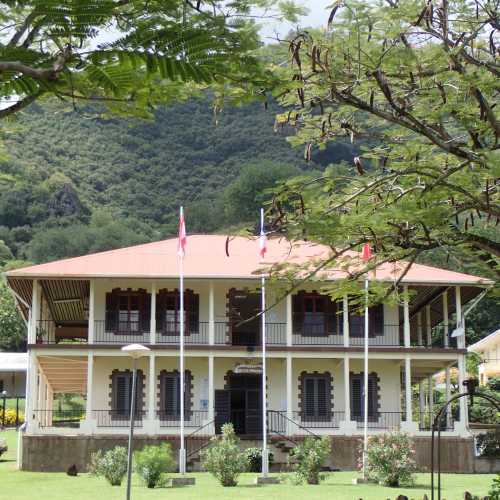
[6,235,493,472]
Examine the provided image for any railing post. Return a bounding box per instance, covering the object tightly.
[286,294,292,347]
[88,280,95,344]
[209,281,215,345]
[343,295,349,348]
[150,282,156,345]
[403,285,410,348]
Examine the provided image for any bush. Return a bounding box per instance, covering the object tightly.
[289,436,331,485]
[0,409,24,426]
[201,423,248,486]
[0,438,7,458]
[88,446,128,486]
[363,432,416,487]
[476,432,500,458]
[245,447,274,472]
[489,474,500,500]
[134,444,175,488]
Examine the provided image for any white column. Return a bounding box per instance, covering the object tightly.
[405,356,412,422]
[148,353,156,421]
[88,280,95,344]
[428,375,434,416]
[445,366,452,427]
[286,355,293,434]
[443,291,449,348]
[455,286,464,348]
[27,353,39,430]
[86,352,94,418]
[150,282,156,345]
[30,280,40,344]
[208,355,214,422]
[343,295,349,347]
[458,355,468,428]
[208,281,215,345]
[403,286,410,348]
[417,312,423,346]
[344,357,351,420]
[419,380,425,428]
[425,305,432,346]
[286,294,293,347]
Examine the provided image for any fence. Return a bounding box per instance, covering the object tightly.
[1,396,25,428]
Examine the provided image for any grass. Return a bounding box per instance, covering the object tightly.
[0,429,496,500]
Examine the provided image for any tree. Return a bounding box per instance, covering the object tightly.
[271,0,499,287]
[0,0,303,119]
[0,271,27,352]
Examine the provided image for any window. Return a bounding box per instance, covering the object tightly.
[349,304,384,338]
[292,292,342,336]
[105,289,151,334]
[350,373,379,421]
[110,370,144,419]
[158,370,192,419]
[157,290,199,335]
[300,373,332,421]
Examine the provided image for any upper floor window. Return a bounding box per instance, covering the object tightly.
[349,304,384,338]
[105,288,151,334]
[292,291,342,336]
[156,289,199,335]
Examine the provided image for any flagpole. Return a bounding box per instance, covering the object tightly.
[362,275,369,481]
[179,206,186,475]
[260,208,268,477]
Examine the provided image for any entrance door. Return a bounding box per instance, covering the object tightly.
[227,373,262,435]
[228,290,261,346]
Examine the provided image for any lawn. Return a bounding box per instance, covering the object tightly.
[0,430,496,500]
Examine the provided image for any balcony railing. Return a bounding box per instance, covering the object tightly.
[353,411,404,430]
[157,410,208,427]
[34,409,85,428]
[34,319,454,349]
[416,409,455,431]
[93,409,146,427]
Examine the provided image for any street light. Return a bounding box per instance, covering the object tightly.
[122,344,150,500]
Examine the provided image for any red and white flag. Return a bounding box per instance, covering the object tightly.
[361,243,372,262]
[177,207,187,258]
[259,208,267,260]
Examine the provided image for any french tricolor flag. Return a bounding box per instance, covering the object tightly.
[259,208,267,261]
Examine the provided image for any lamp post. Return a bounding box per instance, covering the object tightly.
[122,344,150,500]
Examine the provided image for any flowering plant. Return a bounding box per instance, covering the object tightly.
[289,436,331,485]
[361,432,416,487]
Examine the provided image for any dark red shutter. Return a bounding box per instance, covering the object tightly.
[105,292,119,332]
[292,293,304,334]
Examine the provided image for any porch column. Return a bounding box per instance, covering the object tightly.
[37,370,46,425]
[417,312,423,346]
[425,305,432,346]
[209,281,215,345]
[344,356,351,421]
[208,355,214,422]
[150,282,156,345]
[457,356,468,429]
[286,294,292,347]
[286,355,293,434]
[88,279,95,344]
[343,295,349,347]
[148,353,156,420]
[85,352,94,422]
[419,380,425,429]
[403,286,410,348]
[30,279,40,344]
[443,290,449,348]
[404,356,412,423]
[428,375,434,416]
[445,366,452,428]
[27,353,39,430]
[455,286,464,348]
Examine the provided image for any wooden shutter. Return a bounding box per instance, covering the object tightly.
[214,389,231,434]
[111,370,144,418]
[301,373,331,421]
[368,375,379,418]
[160,370,192,418]
[304,377,316,418]
[187,291,199,335]
[369,304,384,337]
[325,298,338,335]
[350,375,362,420]
[292,293,304,334]
[140,292,151,333]
[105,291,119,332]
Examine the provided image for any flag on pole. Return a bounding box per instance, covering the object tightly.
[259,208,267,261]
[361,243,372,262]
[178,207,187,258]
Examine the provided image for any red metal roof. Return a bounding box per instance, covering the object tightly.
[5,235,493,285]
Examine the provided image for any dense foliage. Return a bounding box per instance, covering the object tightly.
[88,446,128,486]
[244,447,274,473]
[269,0,499,292]
[363,432,416,487]
[201,423,248,486]
[289,436,331,485]
[134,443,175,488]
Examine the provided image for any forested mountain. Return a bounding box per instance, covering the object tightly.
[0,96,356,263]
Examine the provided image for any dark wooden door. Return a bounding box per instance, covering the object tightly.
[214,389,231,434]
[245,388,262,435]
[228,290,261,346]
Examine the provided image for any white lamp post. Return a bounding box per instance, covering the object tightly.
[122,344,150,500]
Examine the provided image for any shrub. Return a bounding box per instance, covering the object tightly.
[476,432,500,458]
[88,446,128,486]
[0,409,24,426]
[289,436,331,485]
[489,473,500,500]
[245,447,274,472]
[134,444,175,488]
[0,438,7,458]
[363,432,416,487]
[201,423,248,486]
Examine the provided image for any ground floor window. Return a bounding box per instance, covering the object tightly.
[299,372,332,421]
[158,370,192,419]
[350,372,379,420]
[110,370,144,418]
